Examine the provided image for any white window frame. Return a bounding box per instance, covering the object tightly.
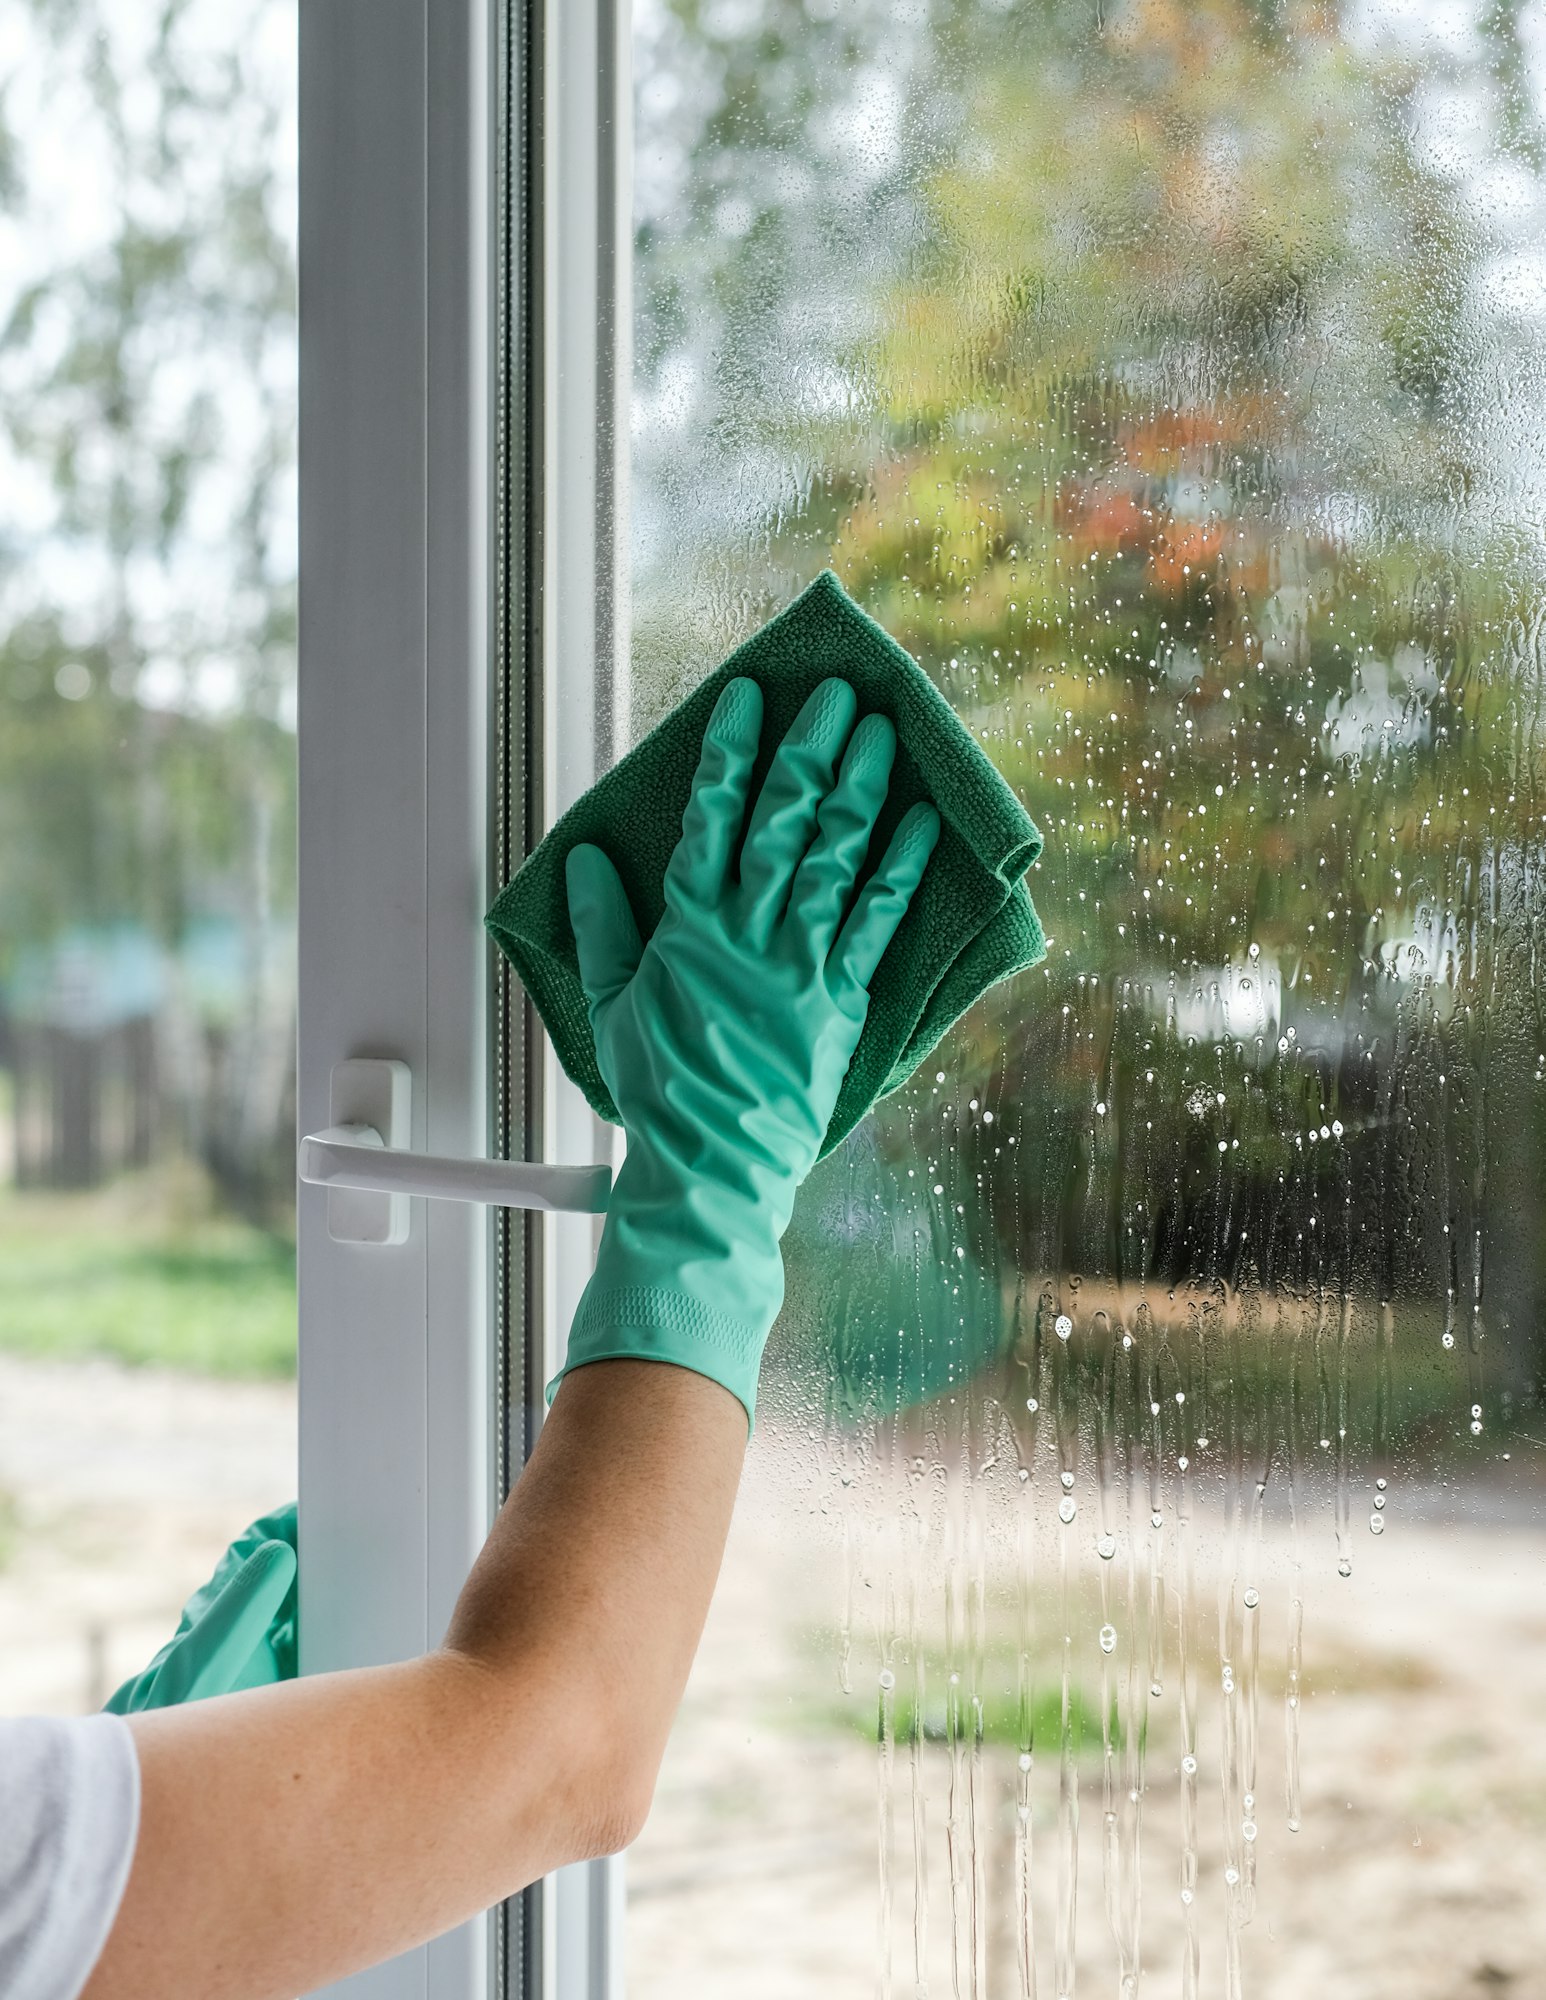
[296,1,628,1995]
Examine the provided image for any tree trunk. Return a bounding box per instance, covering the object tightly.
[49,1028,100,1188]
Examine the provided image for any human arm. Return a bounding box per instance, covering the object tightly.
[84,672,936,1999]
[86,1358,745,2000]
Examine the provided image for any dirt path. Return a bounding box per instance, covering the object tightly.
[0,1354,295,1713]
[630,1440,1546,2000]
[3,1354,1543,1997]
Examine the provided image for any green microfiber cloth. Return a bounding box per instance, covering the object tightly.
[485,569,1045,1158]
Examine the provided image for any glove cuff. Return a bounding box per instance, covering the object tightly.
[548,1281,771,1426]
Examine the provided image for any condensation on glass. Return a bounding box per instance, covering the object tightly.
[627,3,1546,1995]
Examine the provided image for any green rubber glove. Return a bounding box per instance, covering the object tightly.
[560,674,941,1424]
[104,1501,297,1713]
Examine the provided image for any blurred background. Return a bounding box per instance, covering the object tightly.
[4,0,1546,1995]
[624,3,1546,1997]
[0,0,297,1713]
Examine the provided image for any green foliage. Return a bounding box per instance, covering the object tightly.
[0,1181,296,1377]
[640,0,1546,1390]
[0,614,295,958]
[0,1,296,956]
[0,0,298,1232]
[840,1675,1108,1758]
[0,0,295,624]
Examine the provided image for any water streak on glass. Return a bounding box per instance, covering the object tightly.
[627,2,1546,1993]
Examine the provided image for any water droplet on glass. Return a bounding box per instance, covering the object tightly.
[1177,1454,1190,1471]
[1018,1751,1033,1773]
[1099,1624,1117,1653]
[1370,1513,1385,1535]
[1338,1557,1353,1578]
[1058,1496,1077,1524]
[1376,1477,1388,1491]
[1097,1533,1116,1560]
[1242,1821,1258,1843]
[1225,1866,1241,1887]
[1026,1396,1039,1412]
[878,1669,896,1690]
[1442,1332,1456,1349]
[1151,1680,1163,1697]
[1017,1467,1030,1483]
[1151,1510,1164,1530]
[1373,1493,1386,1510]
[1243,1588,1259,1609]
[1288,1816,1302,1834]
[1055,1313,1073,1340]
[1059,1469,1075,1490]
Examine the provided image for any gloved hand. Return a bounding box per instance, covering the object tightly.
[559,674,940,1424]
[104,1501,297,1713]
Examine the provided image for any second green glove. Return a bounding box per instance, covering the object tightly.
[105,1502,298,1714]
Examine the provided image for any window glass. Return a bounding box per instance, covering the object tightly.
[0,0,296,1714]
[630,2,1546,1992]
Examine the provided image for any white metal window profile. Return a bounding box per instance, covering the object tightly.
[296,2,628,1996]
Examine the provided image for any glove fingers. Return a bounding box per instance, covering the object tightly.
[664,677,764,912]
[566,843,644,1022]
[787,712,896,957]
[831,801,941,992]
[249,1499,298,1552]
[738,677,858,929]
[144,1540,297,1709]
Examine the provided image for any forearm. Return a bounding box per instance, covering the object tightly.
[87,675,928,2000]
[443,1360,746,1778]
[87,1361,746,2000]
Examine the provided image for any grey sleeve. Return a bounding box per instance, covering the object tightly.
[0,1713,141,2000]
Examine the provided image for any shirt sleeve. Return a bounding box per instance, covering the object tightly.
[0,1712,141,2000]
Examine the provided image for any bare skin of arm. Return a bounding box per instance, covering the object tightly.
[84,1359,746,2000]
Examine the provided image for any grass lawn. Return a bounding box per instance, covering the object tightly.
[0,1165,296,1377]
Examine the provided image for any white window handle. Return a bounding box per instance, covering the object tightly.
[300,1059,611,1243]
[299,1126,611,1213]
